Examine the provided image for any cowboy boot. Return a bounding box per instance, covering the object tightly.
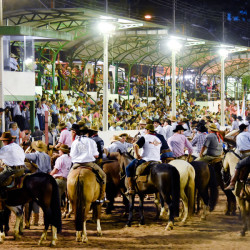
[225,169,240,190]
[97,183,109,203]
[125,177,135,195]
[32,213,39,226]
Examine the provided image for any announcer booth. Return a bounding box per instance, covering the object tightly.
[0,26,73,131]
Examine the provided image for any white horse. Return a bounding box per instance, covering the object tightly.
[223,151,250,236]
[160,160,195,223]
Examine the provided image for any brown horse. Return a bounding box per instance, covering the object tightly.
[67,167,102,243]
[102,152,129,214]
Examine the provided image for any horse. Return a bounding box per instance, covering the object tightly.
[67,167,102,243]
[119,152,180,231]
[164,160,196,222]
[223,151,250,236]
[0,172,61,246]
[190,161,218,220]
[102,153,129,214]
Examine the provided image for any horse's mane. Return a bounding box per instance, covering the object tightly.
[125,151,134,160]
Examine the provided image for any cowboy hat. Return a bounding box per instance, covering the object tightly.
[89,125,99,132]
[119,133,129,138]
[0,132,15,141]
[31,140,47,152]
[111,135,122,143]
[145,124,155,132]
[139,119,147,125]
[56,121,67,130]
[196,124,207,133]
[173,125,187,133]
[59,144,70,154]
[170,116,177,122]
[206,123,218,132]
[153,119,161,125]
[239,123,248,131]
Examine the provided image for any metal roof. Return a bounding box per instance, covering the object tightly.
[3,8,250,77]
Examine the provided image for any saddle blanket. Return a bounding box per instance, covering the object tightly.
[136,161,161,180]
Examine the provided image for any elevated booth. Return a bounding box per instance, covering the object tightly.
[0,26,73,131]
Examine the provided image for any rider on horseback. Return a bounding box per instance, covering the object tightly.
[195,123,223,163]
[70,125,107,203]
[0,132,25,186]
[225,124,250,190]
[125,124,161,195]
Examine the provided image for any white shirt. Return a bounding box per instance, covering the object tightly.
[42,103,49,113]
[70,136,99,163]
[140,134,161,161]
[155,125,165,138]
[0,143,25,166]
[163,125,173,140]
[13,104,21,117]
[105,141,127,153]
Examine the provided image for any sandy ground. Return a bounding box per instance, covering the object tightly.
[0,191,249,250]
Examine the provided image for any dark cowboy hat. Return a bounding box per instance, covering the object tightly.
[145,124,155,132]
[196,124,207,133]
[0,132,15,141]
[239,123,248,131]
[173,125,187,133]
[79,125,89,135]
[89,125,99,132]
[153,119,161,125]
[59,144,70,154]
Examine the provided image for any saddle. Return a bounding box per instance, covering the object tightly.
[208,155,224,165]
[135,161,160,183]
[72,163,103,184]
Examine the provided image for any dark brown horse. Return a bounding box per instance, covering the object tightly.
[0,172,61,246]
[190,161,218,219]
[119,152,180,230]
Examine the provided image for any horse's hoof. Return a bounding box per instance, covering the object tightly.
[165,225,173,231]
[50,241,57,247]
[139,220,145,226]
[125,223,131,227]
[225,211,230,216]
[231,211,237,216]
[240,231,246,237]
[25,225,30,229]
[82,237,88,243]
[76,237,81,242]
[14,234,21,240]
[200,216,206,221]
[97,232,102,237]
[65,214,71,219]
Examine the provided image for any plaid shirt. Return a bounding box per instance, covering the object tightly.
[191,132,207,153]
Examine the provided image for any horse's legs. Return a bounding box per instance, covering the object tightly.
[126,194,135,227]
[7,206,23,240]
[199,188,209,220]
[238,198,247,236]
[51,226,58,247]
[38,230,48,245]
[82,203,91,243]
[121,193,130,214]
[24,203,31,229]
[180,190,188,223]
[165,194,174,231]
[96,204,102,236]
[138,194,145,225]
[66,201,73,218]
[3,207,10,235]
[0,212,5,244]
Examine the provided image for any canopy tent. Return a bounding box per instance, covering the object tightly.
[3,8,249,78]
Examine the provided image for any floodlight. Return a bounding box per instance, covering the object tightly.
[218,48,228,58]
[98,21,116,34]
[144,15,152,20]
[167,39,182,52]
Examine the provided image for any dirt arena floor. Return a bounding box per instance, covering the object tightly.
[1,191,249,249]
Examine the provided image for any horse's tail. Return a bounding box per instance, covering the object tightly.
[49,175,62,233]
[170,166,180,217]
[187,165,196,216]
[75,173,85,231]
[208,164,218,211]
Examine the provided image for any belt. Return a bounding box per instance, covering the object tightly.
[162,149,171,154]
[9,165,25,169]
[55,176,67,181]
[240,150,250,154]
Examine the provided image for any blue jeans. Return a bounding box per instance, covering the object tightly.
[126,159,146,177]
[161,151,174,160]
